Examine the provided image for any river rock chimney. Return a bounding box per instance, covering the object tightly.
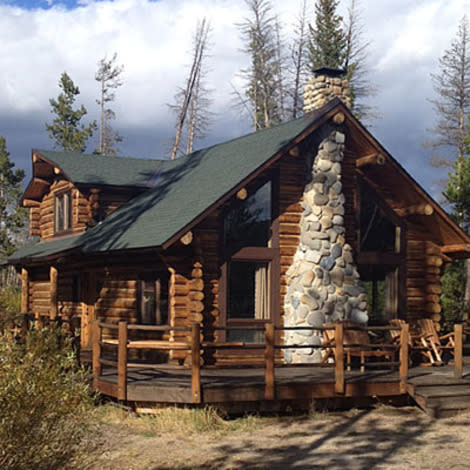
[304,68,351,112]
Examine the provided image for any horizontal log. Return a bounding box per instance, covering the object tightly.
[425,302,442,314]
[189,291,204,301]
[395,204,434,217]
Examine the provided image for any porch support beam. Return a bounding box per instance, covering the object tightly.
[49,265,58,320]
[20,267,29,314]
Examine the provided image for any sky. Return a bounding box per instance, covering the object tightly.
[0,0,469,199]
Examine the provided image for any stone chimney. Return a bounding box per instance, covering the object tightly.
[304,67,351,112]
[283,68,368,364]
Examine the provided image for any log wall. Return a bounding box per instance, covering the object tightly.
[29,268,50,317]
[39,179,89,240]
[406,237,444,331]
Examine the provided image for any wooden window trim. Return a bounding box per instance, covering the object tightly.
[137,272,169,325]
[54,189,73,235]
[219,170,280,343]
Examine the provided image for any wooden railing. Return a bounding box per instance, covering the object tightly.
[91,320,412,403]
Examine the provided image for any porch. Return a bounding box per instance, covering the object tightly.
[91,321,470,416]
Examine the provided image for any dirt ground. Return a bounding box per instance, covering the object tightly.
[89,404,470,470]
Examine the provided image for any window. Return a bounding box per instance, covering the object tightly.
[55,191,72,233]
[222,179,279,343]
[360,182,399,252]
[138,274,169,325]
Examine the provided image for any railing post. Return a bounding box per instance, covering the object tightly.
[191,322,201,404]
[454,323,463,379]
[265,322,275,400]
[20,314,30,342]
[92,320,102,391]
[399,323,409,394]
[117,321,128,401]
[335,323,345,395]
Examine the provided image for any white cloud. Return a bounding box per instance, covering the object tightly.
[0,0,469,189]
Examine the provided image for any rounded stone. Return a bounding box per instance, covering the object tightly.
[332,181,342,194]
[314,194,329,206]
[300,294,318,310]
[317,159,333,172]
[320,256,336,271]
[332,215,344,225]
[302,270,315,287]
[321,216,333,230]
[351,309,368,323]
[331,243,342,259]
[296,304,310,320]
[330,267,345,285]
[307,311,325,328]
[313,205,322,216]
[331,163,341,174]
[305,251,322,264]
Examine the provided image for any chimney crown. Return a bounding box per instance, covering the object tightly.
[304,68,351,113]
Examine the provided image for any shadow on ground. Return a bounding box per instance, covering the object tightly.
[152,408,467,470]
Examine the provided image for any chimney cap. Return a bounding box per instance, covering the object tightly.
[313,67,346,78]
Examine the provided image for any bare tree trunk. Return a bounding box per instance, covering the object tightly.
[171,18,210,160]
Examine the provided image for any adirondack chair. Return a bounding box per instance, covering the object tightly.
[413,318,455,366]
[322,321,393,371]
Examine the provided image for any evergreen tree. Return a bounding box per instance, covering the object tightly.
[45,72,96,153]
[95,53,124,156]
[307,0,346,72]
[238,0,282,130]
[0,137,27,260]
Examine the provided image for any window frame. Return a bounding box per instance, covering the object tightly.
[137,272,169,325]
[356,177,407,320]
[54,190,73,235]
[219,171,280,343]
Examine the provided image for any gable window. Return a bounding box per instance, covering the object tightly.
[357,180,406,322]
[55,191,72,233]
[138,273,169,325]
[222,178,280,343]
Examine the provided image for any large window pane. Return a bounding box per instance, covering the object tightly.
[360,183,397,252]
[224,181,271,254]
[228,261,269,320]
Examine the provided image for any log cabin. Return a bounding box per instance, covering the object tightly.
[8,69,470,409]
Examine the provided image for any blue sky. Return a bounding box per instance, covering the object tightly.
[0,0,469,200]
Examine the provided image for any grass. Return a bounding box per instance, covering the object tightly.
[96,403,266,437]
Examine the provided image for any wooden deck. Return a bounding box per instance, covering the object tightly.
[96,363,470,412]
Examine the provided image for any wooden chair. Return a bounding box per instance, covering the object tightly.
[412,318,455,366]
[322,321,393,371]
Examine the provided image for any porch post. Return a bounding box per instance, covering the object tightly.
[92,320,102,391]
[264,322,275,400]
[335,323,345,395]
[191,322,201,404]
[399,323,409,393]
[20,267,29,314]
[454,323,463,379]
[49,266,58,320]
[117,321,128,401]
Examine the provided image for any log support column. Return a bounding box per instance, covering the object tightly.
[20,267,29,314]
[49,266,58,320]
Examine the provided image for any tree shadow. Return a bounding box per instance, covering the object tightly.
[151,407,467,470]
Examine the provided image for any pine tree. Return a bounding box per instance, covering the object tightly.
[290,0,309,119]
[45,72,97,153]
[95,53,124,156]
[343,0,377,122]
[0,137,27,260]
[238,0,282,130]
[307,0,346,72]
[428,16,470,167]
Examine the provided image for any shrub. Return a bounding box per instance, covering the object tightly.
[0,285,21,328]
[0,324,95,469]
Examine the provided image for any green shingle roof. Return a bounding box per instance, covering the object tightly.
[8,235,82,263]
[35,149,171,187]
[11,100,336,263]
